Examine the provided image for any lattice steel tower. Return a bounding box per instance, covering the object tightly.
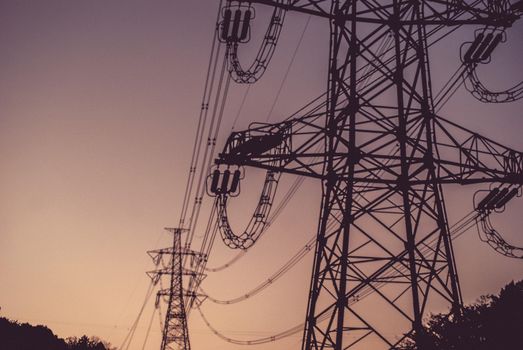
[148,228,203,350]
[214,1,523,349]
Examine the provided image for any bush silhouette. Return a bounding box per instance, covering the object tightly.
[0,317,114,350]
[400,280,523,349]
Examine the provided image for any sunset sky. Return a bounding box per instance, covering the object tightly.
[1,1,523,350]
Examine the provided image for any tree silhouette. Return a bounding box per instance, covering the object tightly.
[0,317,115,350]
[66,335,111,350]
[400,280,523,349]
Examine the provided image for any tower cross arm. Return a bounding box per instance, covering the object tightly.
[248,0,522,26]
[249,0,330,19]
[419,0,522,26]
[216,115,329,179]
[432,116,523,185]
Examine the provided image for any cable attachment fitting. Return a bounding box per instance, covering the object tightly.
[474,186,519,213]
[473,185,523,259]
[219,1,254,43]
[206,166,243,197]
[461,26,523,103]
[461,29,504,64]
[216,170,281,249]
[219,0,289,83]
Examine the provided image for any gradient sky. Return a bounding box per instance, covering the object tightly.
[1,1,523,350]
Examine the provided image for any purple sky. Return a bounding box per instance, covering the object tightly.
[1,1,522,350]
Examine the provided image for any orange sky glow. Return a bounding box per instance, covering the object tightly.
[1,1,523,350]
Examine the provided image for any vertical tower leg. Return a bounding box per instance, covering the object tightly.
[301,1,462,349]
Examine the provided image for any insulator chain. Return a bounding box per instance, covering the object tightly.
[218,0,288,83]
[215,170,280,249]
[219,1,253,44]
[461,26,523,103]
[474,185,523,259]
[207,166,243,197]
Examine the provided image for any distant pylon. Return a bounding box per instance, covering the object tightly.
[147,228,201,350]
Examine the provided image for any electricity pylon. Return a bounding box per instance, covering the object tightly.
[216,1,523,349]
[148,228,204,350]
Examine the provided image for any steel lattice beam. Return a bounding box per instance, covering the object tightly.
[215,1,522,349]
[148,228,193,350]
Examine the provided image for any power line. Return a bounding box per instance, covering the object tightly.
[197,209,480,345]
[211,2,522,349]
[266,15,312,122]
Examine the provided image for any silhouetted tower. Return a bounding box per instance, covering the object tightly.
[215,1,523,349]
[148,228,199,350]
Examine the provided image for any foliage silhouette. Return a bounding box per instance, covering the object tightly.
[400,280,523,349]
[0,317,115,350]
